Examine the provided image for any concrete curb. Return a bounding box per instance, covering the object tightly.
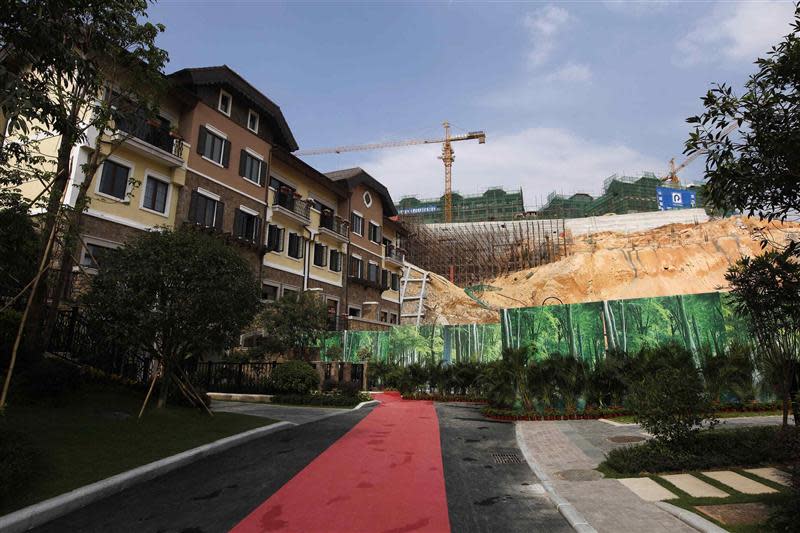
[207,392,273,403]
[655,502,729,533]
[0,421,294,533]
[355,399,379,409]
[514,423,598,533]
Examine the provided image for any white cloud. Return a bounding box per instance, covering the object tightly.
[676,1,795,66]
[603,0,672,15]
[546,62,592,83]
[354,127,663,204]
[524,5,571,66]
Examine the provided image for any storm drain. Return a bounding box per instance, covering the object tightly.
[491,452,523,464]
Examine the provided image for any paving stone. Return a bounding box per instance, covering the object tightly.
[695,502,771,526]
[702,471,778,494]
[744,467,791,487]
[661,473,729,498]
[618,478,677,501]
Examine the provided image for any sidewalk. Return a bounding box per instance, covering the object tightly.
[231,392,450,533]
[516,420,696,533]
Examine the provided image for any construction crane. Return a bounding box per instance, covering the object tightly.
[662,122,738,185]
[295,122,486,223]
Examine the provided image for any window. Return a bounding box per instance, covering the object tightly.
[363,191,372,207]
[288,232,304,259]
[247,110,259,133]
[389,313,398,325]
[329,249,342,272]
[142,176,169,214]
[189,190,222,229]
[368,222,381,243]
[262,283,279,302]
[98,160,130,200]
[380,311,388,322]
[239,150,265,185]
[198,127,229,167]
[218,90,232,116]
[282,287,298,300]
[269,176,294,192]
[266,224,285,252]
[313,243,328,267]
[391,272,400,291]
[368,262,380,283]
[234,208,260,243]
[350,212,363,236]
[381,269,389,288]
[348,306,361,318]
[80,242,114,269]
[349,256,363,278]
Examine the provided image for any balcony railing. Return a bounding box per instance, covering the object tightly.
[385,244,404,263]
[114,113,184,158]
[273,188,311,220]
[320,211,349,238]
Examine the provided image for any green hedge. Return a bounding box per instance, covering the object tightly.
[602,426,800,475]
[272,392,371,407]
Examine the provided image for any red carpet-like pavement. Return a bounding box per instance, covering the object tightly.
[230,392,451,533]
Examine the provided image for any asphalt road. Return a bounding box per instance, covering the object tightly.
[31,407,373,533]
[436,403,571,533]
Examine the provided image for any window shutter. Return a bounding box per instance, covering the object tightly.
[188,190,199,223]
[254,217,262,244]
[221,139,231,168]
[214,201,224,230]
[239,149,247,177]
[233,209,242,237]
[377,226,382,242]
[197,127,207,155]
[258,158,267,185]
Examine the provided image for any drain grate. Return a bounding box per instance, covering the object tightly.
[491,452,523,464]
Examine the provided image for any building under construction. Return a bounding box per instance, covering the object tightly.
[537,173,700,219]
[402,218,568,287]
[396,187,524,224]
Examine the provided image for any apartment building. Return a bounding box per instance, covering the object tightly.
[264,149,349,326]
[326,168,406,330]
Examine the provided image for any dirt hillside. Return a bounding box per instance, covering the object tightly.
[422,216,800,324]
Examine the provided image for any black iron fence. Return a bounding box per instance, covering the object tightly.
[189,361,278,394]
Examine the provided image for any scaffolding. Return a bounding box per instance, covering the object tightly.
[397,187,525,224]
[402,218,568,287]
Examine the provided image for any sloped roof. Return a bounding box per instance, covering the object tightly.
[168,65,298,151]
[325,167,398,217]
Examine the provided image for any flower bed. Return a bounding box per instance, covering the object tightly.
[481,405,629,421]
[401,392,487,403]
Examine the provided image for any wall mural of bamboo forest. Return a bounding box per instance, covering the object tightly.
[315,291,749,365]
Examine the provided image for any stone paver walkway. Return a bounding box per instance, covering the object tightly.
[703,471,778,495]
[744,467,790,487]
[516,421,695,532]
[617,478,677,501]
[661,473,729,498]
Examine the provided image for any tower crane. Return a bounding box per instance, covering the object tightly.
[662,122,738,185]
[295,122,486,223]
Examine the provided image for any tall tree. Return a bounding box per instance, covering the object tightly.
[0,0,168,409]
[257,291,330,361]
[82,228,261,408]
[685,5,800,225]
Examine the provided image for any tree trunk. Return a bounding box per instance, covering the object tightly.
[157,360,171,409]
[602,301,617,351]
[566,306,578,358]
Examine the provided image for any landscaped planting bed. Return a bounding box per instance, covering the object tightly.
[401,392,487,403]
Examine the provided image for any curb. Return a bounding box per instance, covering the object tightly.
[655,502,729,533]
[355,399,379,409]
[208,392,273,403]
[0,421,294,533]
[515,423,598,533]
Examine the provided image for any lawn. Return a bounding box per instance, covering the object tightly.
[0,384,275,516]
[610,410,782,424]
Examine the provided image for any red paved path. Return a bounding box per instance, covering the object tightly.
[231,392,450,533]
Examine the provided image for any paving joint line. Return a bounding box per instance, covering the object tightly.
[514,422,598,533]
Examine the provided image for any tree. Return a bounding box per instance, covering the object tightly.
[257,291,328,361]
[726,251,800,427]
[82,228,261,408]
[685,5,800,224]
[0,0,168,409]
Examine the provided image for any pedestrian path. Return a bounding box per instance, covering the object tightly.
[231,392,451,533]
[619,469,784,501]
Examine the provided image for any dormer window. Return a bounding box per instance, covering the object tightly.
[218,89,232,116]
[247,110,259,133]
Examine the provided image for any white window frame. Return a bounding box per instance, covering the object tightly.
[265,222,286,253]
[313,242,328,268]
[218,89,232,117]
[238,204,259,217]
[139,170,172,218]
[287,232,304,261]
[247,109,259,133]
[351,210,364,236]
[368,220,381,243]
[261,281,280,302]
[241,149,264,186]
[281,285,300,299]
[95,154,134,203]
[79,236,120,271]
[348,305,362,318]
[329,248,342,273]
[367,260,380,283]
[363,191,372,207]
[201,124,228,168]
[195,187,221,227]
[389,312,398,325]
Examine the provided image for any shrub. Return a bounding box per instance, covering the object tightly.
[269,360,318,394]
[273,392,370,407]
[602,426,799,475]
[321,377,338,392]
[336,380,362,398]
[0,429,39,499]
[627,365,716,446]
[171,384,211,409]
[14,357,84,403]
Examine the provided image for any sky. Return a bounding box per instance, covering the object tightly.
[148,0,797,208]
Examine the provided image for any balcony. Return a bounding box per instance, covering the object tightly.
[319,211,349,241]
[384,244,405,266]
[113,114,186,168]
[272,188,311,224]
[348,274,389,292]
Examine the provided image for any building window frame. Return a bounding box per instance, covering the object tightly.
[218,89,232,116]
[363,191,372,207]
[390,272,400,291]
[368,221,381,244]
[247,109,259,133]
[281,285,299,300]
[266,223,286,253]
[78,236,120,270]
[200,125,228,167]
[348,305,362,318]
[139,171,171,217]
[96,156,134,202]
[234,206,260,243]
[350,211,364,236]
[349,255,363,278]
[240,148,265,186]
[261,282,280,302]
[287,232,305,260]
[329,249,342,273]
[367,261,380,283]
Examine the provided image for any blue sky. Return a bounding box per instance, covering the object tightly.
[149,0,796,207]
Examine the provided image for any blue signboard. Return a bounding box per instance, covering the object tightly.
[657,187,697,210]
